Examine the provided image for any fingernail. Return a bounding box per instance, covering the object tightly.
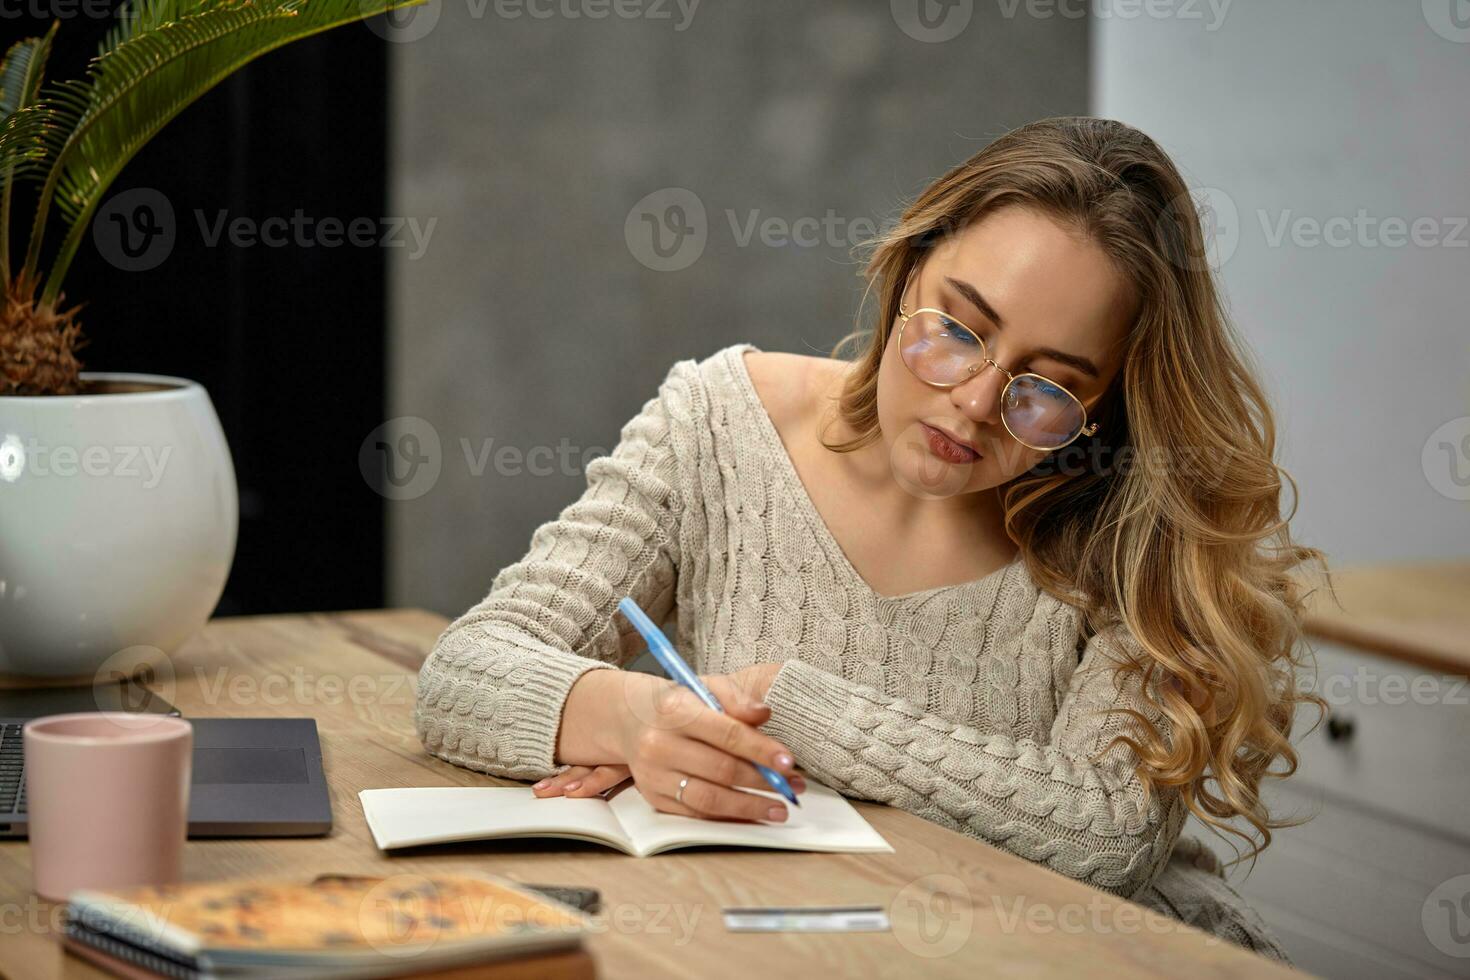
[775,753,793,769]
[533,779,549,790]
[563,780,581,792]
[754,701,769,711]
[766,806,787,823]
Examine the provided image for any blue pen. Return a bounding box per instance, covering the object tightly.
[617,597,800,809]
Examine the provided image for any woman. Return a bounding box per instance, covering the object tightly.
[415,116,1329,963]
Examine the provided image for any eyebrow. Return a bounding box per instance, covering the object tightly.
[943,276,1101,380]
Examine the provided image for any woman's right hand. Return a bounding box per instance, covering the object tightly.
[558,670,804,822]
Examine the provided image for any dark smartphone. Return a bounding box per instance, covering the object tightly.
[523,884,601,913]
[310,876,602,915]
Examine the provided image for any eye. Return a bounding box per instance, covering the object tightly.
[938,315,981,346]
[1032,370,1078,395]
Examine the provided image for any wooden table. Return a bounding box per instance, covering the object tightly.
[0,611,1300,979]
[1302,561,1470,677]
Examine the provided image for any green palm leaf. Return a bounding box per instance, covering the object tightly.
[0,0,424,305]
[0,23,59,282]
[101,0,201,57]
[0,24,56,119]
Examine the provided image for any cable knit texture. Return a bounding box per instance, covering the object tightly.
[415,343,1293,965]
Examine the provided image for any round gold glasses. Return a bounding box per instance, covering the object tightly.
[895,293,1100,452]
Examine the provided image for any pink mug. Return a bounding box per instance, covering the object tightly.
[24,712,192,901]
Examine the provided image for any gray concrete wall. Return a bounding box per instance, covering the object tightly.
[386,2,1089,615]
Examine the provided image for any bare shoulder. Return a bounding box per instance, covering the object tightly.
[741,349,847,431]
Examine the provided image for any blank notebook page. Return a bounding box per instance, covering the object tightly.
[361,780,893,855]
[361,787,632,849]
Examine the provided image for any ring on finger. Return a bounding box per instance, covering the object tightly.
[676,776,689,805]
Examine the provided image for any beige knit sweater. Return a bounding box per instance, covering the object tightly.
[415,343,1292,963]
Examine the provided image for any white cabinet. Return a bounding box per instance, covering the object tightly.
[1183,641,1470,979]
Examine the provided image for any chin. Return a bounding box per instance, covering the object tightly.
[886,421,990,501]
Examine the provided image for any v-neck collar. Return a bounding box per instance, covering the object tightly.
[722,343,1027,608]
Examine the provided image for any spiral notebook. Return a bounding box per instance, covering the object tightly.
[359,780,893,857]
[60,873,588,979]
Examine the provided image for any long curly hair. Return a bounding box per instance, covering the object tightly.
[823,116,1332,870]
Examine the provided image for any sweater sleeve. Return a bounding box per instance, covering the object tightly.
[414,359,697,781]
[760,623,1186,899]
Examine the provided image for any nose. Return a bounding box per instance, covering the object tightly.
[949,359,1006,425]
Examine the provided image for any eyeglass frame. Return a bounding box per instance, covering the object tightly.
[894,275,1101,452]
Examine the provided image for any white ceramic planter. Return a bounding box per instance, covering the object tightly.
[0,374,237,679]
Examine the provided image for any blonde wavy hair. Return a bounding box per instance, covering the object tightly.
[824,116,1332,870]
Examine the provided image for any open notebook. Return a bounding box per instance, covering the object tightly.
[359,780,893,857]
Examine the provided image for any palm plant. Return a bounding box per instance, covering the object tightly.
[0,0,423,395]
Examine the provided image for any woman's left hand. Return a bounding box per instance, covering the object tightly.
[532,662,786,800]
[533,763,632,799]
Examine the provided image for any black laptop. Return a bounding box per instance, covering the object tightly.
[0,684,332,838]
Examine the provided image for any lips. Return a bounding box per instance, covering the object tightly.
[920,423,981,464]
[928,424,980,455]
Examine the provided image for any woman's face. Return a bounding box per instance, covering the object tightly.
[877,205,1138,500]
